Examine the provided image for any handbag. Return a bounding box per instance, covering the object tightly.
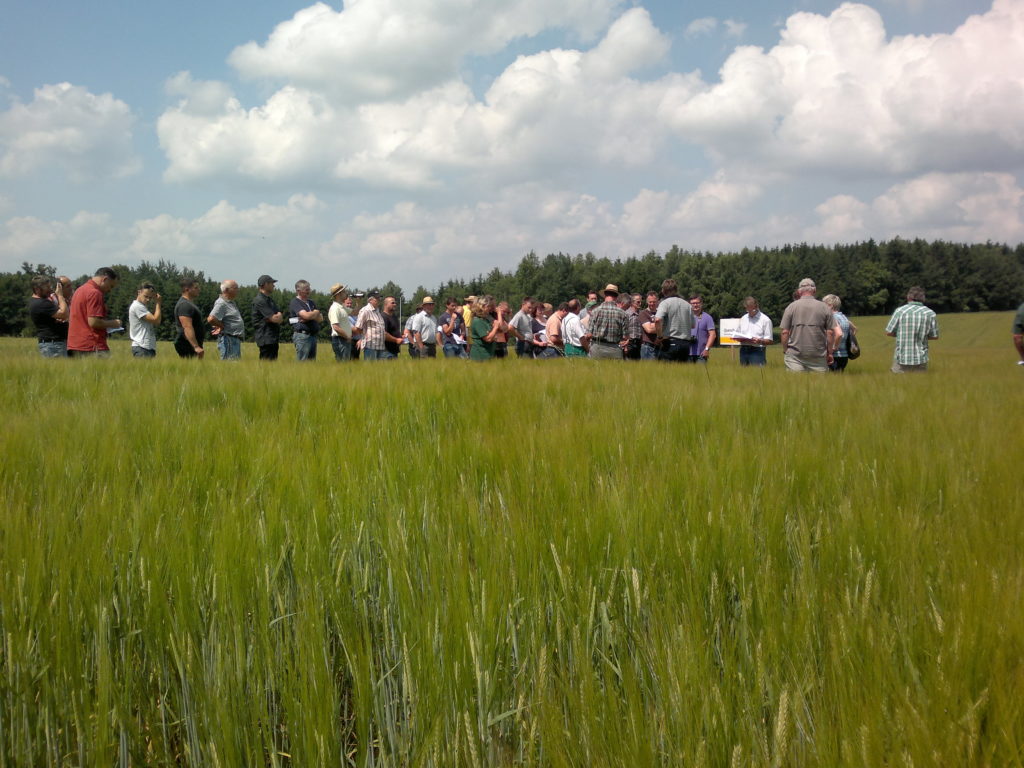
[847,330,861,360]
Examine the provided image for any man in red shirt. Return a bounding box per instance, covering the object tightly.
[67,267,121,356]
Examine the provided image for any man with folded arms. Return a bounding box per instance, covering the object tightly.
[654,278,694,363]
[328,283,352,361]
[207,279,245,360]
[252,275,284,361]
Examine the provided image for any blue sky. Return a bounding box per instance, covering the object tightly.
[0,0,1018,293]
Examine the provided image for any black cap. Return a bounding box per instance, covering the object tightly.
[257,274,276,287]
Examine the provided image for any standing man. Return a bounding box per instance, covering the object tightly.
[328,284,351,361]
[29,275,69,357]
[290,279,322,361]
[1013,299,1024,366]
[354,292,388,361]
[207,279,244,360]
[736,297,773,366]
[67,267,120,357]
[411,297,439,358]
[438,298,469,358]
[885,286,939,373]
[639,291,660,360]
[128,282,162,358]
[174,278,206,359]
[588,284,627,360]
[509,297,536,358]
[382,296,405,359]
[252,275,284,360]
[780,278,840,372]
[545,303,568,355]
[689,294,716,363]
[654,278,694,363]
[621,293,642,360]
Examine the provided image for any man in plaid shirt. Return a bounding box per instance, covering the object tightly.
[885,286,938,373]
[588,284,627,360]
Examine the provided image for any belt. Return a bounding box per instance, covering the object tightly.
[221,334,242,339]
[594,339,620,345]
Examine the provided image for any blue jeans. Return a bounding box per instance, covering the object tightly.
[443,343,468,358]
[293,332,317,361]
[640,342,659,360]
[363,348,387,361]
[39,340,67,358]
[331,337,351,361]
[131,346,156,358]
[739,345,766,366]
[218,335,242,360]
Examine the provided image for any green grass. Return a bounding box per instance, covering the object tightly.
[1,312,1022,766]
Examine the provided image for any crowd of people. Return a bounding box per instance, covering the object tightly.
[26,267,966,372]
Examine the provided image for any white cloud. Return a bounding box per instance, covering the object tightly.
[0,83,139,181]
[0,211,125,276]
[723,19,747,38]
[668,0,1024,177]
[228,0,622,101]
[159,9,679,187]
[809,172,1024,242]
[685,17,717,38]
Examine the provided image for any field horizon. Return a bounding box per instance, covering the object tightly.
[1,311,1021,766]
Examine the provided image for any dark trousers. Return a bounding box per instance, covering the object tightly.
[624,339,641,360]
[658,338,689,362]
[258,343,279,361]
[175,337,201,358]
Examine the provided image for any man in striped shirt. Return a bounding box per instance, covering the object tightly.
[885,286,938,373]
[354,292,388,361]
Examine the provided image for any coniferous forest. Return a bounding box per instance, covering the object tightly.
[3,238,1022,340]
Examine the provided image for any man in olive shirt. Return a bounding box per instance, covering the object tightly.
[780,278,840,372]
[252,275,284,360]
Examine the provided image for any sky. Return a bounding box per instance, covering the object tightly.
[1,0,1021,294]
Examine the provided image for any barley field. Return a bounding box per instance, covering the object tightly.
[1,312,1022,767]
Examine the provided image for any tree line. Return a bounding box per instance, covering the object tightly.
[3,238,1022,339]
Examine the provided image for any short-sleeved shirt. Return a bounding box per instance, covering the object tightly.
[470,315,495,359]
[833,311,851,358]
[29,296,67,342]
[780,297,836,358]
[885,301,938,365]
[624,307,642,340]
[561,312,586,347]
[252,292,281,345]
[654,296,694,340]
[383,312,401,355]
[410,311,438,344]
[328,301,350,338]
[210,297,244,337]
[1012,302,1024,335]
[128,299,157,350]
[174,297,205,346]
[289,297,320,335]
[438,311,467,345]
[67,280,110,352]
[509,309,533,342]
[638,309,658,345]
[588,301,626,343]
[689,312,716,355]
[356,304,386,350]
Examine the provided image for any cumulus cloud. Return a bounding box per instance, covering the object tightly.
[228,0,622,100]
[159,9,679,187]
[0,83,139,181]
[723,19,747,38]
[810,173,1024,243]
[668,0,1024,177]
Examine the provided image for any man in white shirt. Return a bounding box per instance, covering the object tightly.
[411,297,439,358]
[736,296,773,366]
[128,282,162,358]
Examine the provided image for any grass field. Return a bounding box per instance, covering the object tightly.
[1,312,1022,767]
